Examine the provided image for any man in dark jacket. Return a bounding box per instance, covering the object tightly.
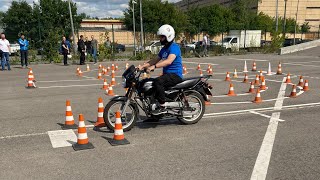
[77,35,86,65]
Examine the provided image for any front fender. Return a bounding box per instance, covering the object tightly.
[109,96,140,116]
[110,96,128,102]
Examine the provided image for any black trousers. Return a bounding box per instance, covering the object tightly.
[80,51,85,65]
[153,73,182,104]
[20,50,28,66]
[63,52,68,65]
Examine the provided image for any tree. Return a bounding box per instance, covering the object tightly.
[123,0,188,40]
[1,1,34,42]
[300,22,311,39]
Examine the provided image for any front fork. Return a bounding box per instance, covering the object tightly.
[121,87,133,117]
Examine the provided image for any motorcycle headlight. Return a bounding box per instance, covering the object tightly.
[122,77,127,88]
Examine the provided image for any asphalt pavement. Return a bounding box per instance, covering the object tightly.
[0,51,320,180]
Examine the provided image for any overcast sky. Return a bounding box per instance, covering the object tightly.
[0,0,181,18]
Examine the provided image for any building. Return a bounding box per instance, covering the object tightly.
[78,19,136,45]
[175,0,320,32]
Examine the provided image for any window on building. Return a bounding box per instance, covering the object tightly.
[306,7,320,9]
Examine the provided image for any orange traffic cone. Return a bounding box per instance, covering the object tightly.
[76,67,80,74]
[107,66,110,73]
[183,66,188,75]
[205,95,212,106]
[248,82,255,93]
[252,60,257,71]
[26,68,36,88]
[254,74,260,85]
[108,111,130,146]
[94,98,106,127]
[297,76,304,87]
[78,69,83,77]
[289,85,297,98]
[207,65,211,73]
[303,80,309,91]
[197,64,201,70]
[243,73,249,83]
[102,79,108,90]
[28,68,36,81]
[259,70,264,80]
[73,114,94,151]
[276,62,282,75]
[260,76,267,90]
[227,83,237,96]
[86,64,90,71]
[97,71,102,79]
[199,70,203,77]
[208,67,213,74]
[111,71,116,86]
[116,64,119,71]
[63,100,78,129]
[225,72,231,81]
[107,86,115,96]
[233,69,238,78]
[253,88,262,103]
[111,63,115,71]
[99,64,102,69]
[285,73,291,83]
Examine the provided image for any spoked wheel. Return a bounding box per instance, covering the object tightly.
[103,100,137,131]
[178,92,205,124]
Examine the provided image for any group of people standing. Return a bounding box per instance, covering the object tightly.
[0,33,29,71]
[75,35,99,65]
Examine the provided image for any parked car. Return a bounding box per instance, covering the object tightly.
[114,43,125,53]
[283,38,302,47]
[10,43,20,55]
[145,41,163,54]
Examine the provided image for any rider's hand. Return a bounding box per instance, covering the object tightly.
[146,65,155,73]
[137,65,144,71]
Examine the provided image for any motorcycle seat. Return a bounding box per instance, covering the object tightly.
[168,77,201,90]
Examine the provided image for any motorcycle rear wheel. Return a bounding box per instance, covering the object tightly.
[178,92,205,124]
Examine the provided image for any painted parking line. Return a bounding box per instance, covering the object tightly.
[38,84,102,88]
[250,77,287,180]
[183,61,219,66]
[37,79,99,83]
[228,58,268,62]
[283,62,320,68]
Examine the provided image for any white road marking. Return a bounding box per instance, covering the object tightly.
[47,130,77,148]
[184,61,219,65]
[0,132,48,139]
[249,111,285,122]
[37,79,99,83]
[228,58,268,62]
[38,84,102,88]
[283,62,320,68]
[250,77,287,180]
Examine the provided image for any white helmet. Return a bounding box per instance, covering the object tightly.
[157,24,175,42]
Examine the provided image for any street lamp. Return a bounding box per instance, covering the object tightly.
[132,0,137,56]
[294,0,300,45]
[139,0,144,51]
[283,0,288,37]
[275,0,279,32]
[68,0,77,55]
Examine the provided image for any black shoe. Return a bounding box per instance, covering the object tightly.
[151,106,167,115]
[143,118,160,123]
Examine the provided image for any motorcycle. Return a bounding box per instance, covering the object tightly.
[103,65,212,131]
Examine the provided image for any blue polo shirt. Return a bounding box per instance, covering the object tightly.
[158,42,183,78]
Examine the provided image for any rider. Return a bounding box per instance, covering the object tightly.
[139,24,183,115]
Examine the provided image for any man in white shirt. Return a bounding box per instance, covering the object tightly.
[202,34,208,57]
[0,33,11,71]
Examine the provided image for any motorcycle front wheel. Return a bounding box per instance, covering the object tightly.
[103,100,138,131]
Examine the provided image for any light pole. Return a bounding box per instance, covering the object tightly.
[68,0,77,55]
[283,0,288,37]
[294,0,300,45]
[132,0,137,56]
[139,0,144,51]
[275,0,279,32]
